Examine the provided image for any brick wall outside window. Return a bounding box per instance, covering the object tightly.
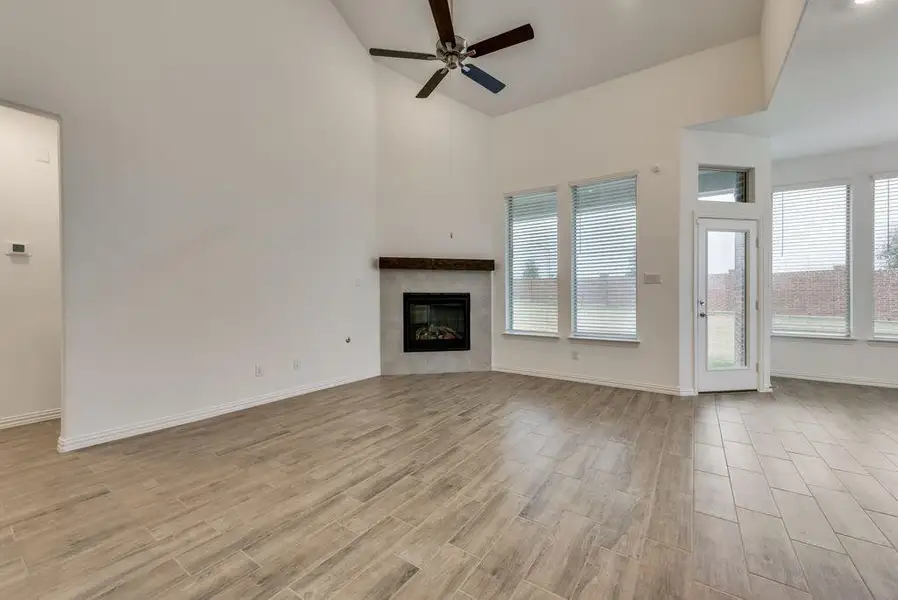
[708,267,898,321]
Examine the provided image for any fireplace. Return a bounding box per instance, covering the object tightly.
[403,293,471,353]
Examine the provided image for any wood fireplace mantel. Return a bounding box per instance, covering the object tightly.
[378,257,496,272]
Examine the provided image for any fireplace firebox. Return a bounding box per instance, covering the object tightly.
[403,293,471,353]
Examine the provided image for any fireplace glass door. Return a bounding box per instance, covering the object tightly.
[403,293,471,353]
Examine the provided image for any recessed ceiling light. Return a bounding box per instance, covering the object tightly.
[855,0,875,5]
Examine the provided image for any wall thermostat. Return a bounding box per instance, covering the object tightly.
[6,242,30,257]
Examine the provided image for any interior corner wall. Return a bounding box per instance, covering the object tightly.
[375,66,495,258]
[761,0,808,105]
[0,105,61,427]
[491,37,765,394]
[772,141,898,388]
[679,130,773,394]
[0,0,380,449]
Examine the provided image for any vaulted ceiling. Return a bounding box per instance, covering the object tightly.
[331,0,765,115]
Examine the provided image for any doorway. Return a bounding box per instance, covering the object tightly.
[0,102,62,430]
[696,218,759,392]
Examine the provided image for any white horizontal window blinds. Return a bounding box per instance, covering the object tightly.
[572,175,637,340]
[506,190,558,334]
[772,184,851,337]
[874,177,898,338]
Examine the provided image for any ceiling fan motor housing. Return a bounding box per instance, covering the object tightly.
[437,35,468,69]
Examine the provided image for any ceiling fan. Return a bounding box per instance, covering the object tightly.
[368,0,534,98]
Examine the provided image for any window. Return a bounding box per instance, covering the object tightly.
[506,189,558,334]
[874,176,898,339]
[572,175,637,340]
[699,168,749,203]
[772,184,851,337]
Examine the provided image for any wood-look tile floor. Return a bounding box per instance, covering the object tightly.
[3,374,898,599]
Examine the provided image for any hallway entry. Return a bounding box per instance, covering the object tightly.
[0,103,62,430]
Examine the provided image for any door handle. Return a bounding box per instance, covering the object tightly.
[699,312,707,318]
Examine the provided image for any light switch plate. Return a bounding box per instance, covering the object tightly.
[643,273,662,284]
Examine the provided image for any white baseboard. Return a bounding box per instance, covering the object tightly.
[57,372,380,453]
[772,371,898,389]
[0,408,61,431]
[493,366,690,396]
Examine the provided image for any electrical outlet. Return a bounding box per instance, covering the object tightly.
[571,351,580,361]
[293,359,301,371]
[255,364,264,378]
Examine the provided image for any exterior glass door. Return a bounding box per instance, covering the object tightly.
[697,219,759,392]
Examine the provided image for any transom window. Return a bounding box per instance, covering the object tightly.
[699,168,749,203]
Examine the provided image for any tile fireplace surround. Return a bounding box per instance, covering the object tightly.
[379,257,493,375]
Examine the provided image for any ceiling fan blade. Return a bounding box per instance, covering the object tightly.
[429,0,456,46]
[369,48,437,60]
[417,68,449,98]
[461,64,506,94]
[468,24,534,58]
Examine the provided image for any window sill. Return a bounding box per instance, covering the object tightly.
[868,338,898,347]
[569,335,641,345]
[503,331,560,340]
[772,334,856,343]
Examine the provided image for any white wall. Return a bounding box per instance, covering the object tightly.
[0,0,380,449]
[376,66,495,258]
[679,131,773,393]
[772,141,898,387]
[491,37,765,394]
[0,105,61,427]
[761,0,808,105]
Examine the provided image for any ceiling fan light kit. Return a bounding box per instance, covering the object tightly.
[368,0,534,99]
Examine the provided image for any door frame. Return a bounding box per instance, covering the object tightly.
[693,217,761,393]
